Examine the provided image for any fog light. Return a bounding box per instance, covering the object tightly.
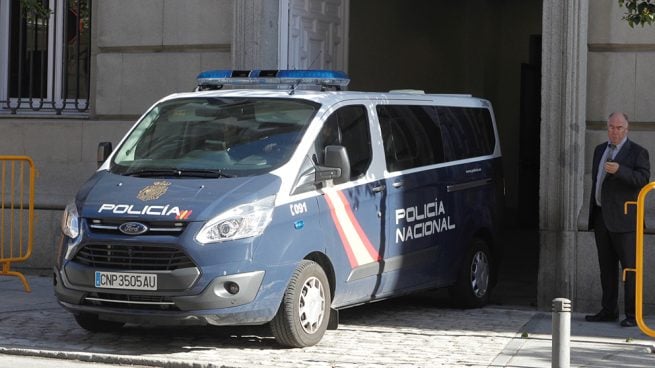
[225,281,240,295]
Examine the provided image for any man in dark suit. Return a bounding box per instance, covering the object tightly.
[586,112,650,327]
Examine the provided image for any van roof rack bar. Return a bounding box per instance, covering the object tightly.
[389,89,425,94]
[196,69,350,91]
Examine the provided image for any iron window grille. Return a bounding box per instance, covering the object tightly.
[0,0,91,115]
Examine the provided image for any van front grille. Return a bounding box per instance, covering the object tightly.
[83,292,180,311]
[88,219,187,236]
[74,244,195,271]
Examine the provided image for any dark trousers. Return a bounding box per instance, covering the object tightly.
[593,207,636,318]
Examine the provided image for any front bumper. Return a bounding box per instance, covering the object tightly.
[54,266,282,326]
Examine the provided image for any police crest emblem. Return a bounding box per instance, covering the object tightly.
[137,181,171,201]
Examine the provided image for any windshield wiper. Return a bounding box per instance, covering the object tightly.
[123,168,235,178]
[123,169,179,177]
[174,169,236,178]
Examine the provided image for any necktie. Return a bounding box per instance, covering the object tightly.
[595,144,616,206]
[606,144,616,162]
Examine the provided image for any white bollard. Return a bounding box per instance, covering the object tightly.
[552,298,571,368]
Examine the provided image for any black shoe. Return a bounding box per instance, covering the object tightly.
[585,310,619,322]
[620,318,637,327]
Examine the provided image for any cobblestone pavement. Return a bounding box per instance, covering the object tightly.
[3,276,655,368]
[0,277,537,367]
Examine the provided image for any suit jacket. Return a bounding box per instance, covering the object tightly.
[589,139,651,233]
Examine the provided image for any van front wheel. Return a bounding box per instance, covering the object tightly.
[449,238,492,308]
[271,260,331,347]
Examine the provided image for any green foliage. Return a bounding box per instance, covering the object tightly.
[619,0,655,27]
[19,0,52,20]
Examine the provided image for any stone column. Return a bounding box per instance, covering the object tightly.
[233,0,281,69]
[538,0,589,309]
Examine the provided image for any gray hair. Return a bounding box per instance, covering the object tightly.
[608,111,629,124]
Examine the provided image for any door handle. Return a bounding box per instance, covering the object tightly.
[371,184,386,193]
[392,180,404,188]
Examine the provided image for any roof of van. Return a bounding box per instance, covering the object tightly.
[181,69,491,109]
[163,88,491,109]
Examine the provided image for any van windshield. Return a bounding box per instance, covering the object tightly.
[110,97,318,178]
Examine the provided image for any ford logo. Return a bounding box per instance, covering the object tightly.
[118,222,149,235]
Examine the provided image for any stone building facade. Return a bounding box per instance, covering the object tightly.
[1,0,654,312]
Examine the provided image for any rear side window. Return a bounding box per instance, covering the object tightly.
[377,105,444,172]
[378,104,496,172]
[437,106,495,161]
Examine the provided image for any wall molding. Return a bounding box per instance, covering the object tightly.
[588,43,655,52]
[587,120,655,130]
[97,44,231,54]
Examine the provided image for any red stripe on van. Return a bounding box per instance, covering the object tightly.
[324,192,358,268]
[335,191,380,262]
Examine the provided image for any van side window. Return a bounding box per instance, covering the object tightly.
[377,105,444,172]
[437,107,495,161]
[315,105,371,179]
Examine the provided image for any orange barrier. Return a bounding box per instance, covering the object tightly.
[624,182,655,338]
[0,156,35,292]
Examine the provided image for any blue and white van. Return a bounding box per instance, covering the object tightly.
[54,70,504,347]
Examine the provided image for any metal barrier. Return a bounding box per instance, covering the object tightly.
[0,156,35,292]
[624,182,655,338]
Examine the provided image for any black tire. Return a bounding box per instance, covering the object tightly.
[74,313,124,332]
[449,238,492,308]
[270,260,331,347]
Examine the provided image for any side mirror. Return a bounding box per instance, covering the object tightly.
[322,145,350,185]
[97,142,113,168]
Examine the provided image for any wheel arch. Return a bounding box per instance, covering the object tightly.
[304,251,336,299]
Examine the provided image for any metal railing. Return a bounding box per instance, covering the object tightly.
[0,156,35,292]
[624,182,655,338]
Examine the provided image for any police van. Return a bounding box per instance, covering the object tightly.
[54,70,504,347]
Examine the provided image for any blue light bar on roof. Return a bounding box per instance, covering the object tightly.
[197,70,234,79]
[196,69,350,91]
[275,70,349,79]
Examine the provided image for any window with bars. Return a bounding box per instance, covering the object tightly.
[0,0,91,115]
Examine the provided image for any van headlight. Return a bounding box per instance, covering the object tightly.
[61,203,80,239]
[195,196,275,244]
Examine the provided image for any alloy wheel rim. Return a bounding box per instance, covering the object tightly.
[299,276,325,334]
[470,251,489,298]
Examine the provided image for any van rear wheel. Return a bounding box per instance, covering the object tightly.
[449,238,492,308]
[270,260,331,347]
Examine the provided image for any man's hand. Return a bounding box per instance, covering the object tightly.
[605,161,620,174]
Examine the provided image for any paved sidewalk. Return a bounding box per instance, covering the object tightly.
[1,275,654,367]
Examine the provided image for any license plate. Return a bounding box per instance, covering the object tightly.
[94,271,157,291]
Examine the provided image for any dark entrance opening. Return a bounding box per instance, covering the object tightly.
[490,34,542,308]
[348,0,543,307]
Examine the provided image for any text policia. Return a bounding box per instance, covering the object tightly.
[395,198,456,243]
